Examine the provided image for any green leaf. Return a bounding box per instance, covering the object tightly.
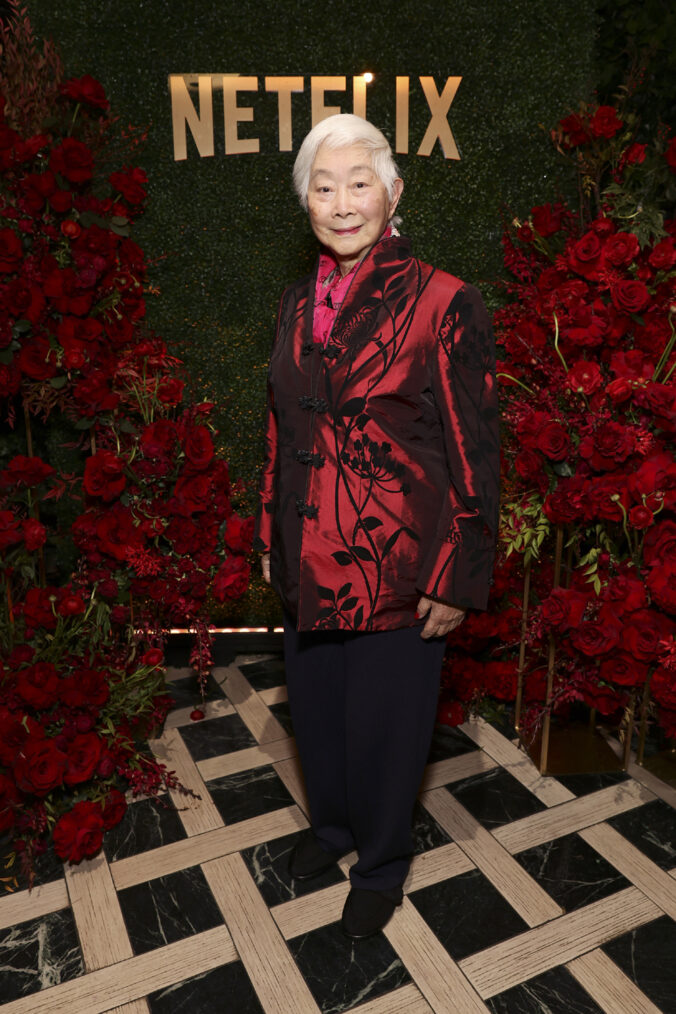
[49,375,68,389]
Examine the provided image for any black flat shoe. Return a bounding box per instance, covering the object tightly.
[341,887,401,939]
[289,835,344,880]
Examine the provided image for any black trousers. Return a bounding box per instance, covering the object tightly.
[283,617,446,896]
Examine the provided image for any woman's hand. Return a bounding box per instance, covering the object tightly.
[261,553,271,584]
[416,596,466,639]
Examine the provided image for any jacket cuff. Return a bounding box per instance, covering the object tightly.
[416,537,495,612]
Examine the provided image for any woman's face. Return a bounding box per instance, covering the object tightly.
[307,143,403,275]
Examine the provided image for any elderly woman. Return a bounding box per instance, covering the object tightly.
[255,114,499,938]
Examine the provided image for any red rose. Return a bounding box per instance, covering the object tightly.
[601,574,647,615]
[224,513,254,554]
[611,280,651,314]
[622,609,673,661]
[566,360,602,395]
[213,555,251,601]
[57,592,86,616]
[664,137,676,174]
[570,615,621,657]
[60,666,109,709]
[531,203,564,238]
[141,647,164,667]
[599,653,648,687]
[540,587,588,631]
[83,450,126,501]
[60,75,109,111]
[140,419,177,459]
[623,142,646,166]
[182,425,214,471]
[109,167,147,205]
[101,788,127,830]
[15,662,59,709]
[13,738,68,796]
[157,376,184,405]
[50,137,94,184]
[514,448,544,482]
[581,680,626,716]
[21,517,46,551]
[16,335,58,380]
[559,112,590,147]
[4,277,45,323]
[73,372,120,414]
[586,474,630,522]
[603,232,639,268]
[651,666,676,709]
[61,219,82,239]
[95,505,144,561]
[53,800,105,862]
[165,517,203,554]
[644,521,676,568]
[0,455,54,489]
[648,238,676,272]
[21,586,58,631]
[543,478,587,524]
[579,421,635,471]
[0,510,23,550]
[537,421,571,461]
[589,105,623,139]
[645,567,676,616]
[0,708,43,765]
[606,377,633,404]
[628,505,654,530]
[437,699,465,726]
[0,227,22,273]
[568,232,602,278]
[64,732,103,786]
[43,267,94,316]
[170,473,213,516]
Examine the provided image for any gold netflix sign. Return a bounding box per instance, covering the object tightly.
[169,74,462,160]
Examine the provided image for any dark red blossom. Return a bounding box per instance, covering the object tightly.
[53,800,105,862]
[60,75,109,112]
[83,450,126,501]
[50,137,94,184]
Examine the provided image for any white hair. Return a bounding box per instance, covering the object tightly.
[293,114,401,212]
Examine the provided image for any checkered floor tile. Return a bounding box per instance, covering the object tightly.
[1,647,675,1014]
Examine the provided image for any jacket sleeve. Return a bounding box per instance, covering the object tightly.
[253,300,284,554]
[416,283,500,610]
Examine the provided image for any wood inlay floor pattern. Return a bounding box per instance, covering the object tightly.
[1,650,674,1014]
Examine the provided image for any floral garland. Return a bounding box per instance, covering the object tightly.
[440,100,676,744]
[0,12,252,882]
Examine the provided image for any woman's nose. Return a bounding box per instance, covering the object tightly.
[333,187,354,216]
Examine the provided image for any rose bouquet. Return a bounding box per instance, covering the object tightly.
[440,98,676,745]
[0,9,252,879]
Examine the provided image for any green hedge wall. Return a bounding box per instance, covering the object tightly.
[26,0,598,623]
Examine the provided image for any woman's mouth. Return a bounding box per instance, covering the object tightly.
[333,226,361,236]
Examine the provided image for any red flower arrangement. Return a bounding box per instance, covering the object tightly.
[0,11,252,882]
[440,98,676,744]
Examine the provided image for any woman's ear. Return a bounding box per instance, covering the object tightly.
[389,177,404,218]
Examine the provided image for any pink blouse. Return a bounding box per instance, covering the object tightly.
[313,227,394,345]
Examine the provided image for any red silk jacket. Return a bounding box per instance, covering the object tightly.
[254,234,500,632]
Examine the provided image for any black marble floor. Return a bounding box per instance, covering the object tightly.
[1,646,675,1014]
